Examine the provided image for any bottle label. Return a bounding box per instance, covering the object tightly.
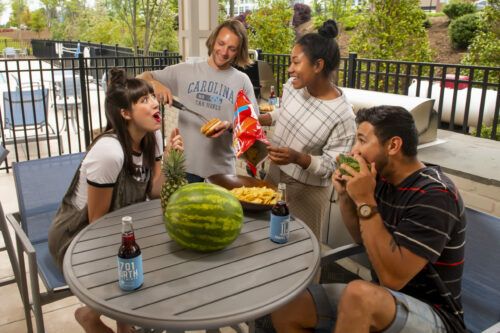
[270,214,290,243]
[268,97,277,106]
[117,254,143,290]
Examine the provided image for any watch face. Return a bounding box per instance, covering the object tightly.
[359,204,372,217]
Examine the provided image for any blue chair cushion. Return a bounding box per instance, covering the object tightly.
[34,242,67,290]
[462,208,500,332]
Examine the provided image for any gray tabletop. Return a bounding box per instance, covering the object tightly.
[63,199,320,331]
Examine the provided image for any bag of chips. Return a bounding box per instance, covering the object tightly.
[233,90,270,176]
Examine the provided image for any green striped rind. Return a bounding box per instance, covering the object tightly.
[164,183,243,251]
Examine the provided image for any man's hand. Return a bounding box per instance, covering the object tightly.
[332,168,348,196]
[165,128,183,156]
[152,81,173,107]
[207,120,231,138]
[341,155,377,206]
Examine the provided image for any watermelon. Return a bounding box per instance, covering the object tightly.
[164,182,244,251]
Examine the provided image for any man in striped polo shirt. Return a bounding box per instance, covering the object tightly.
[272,105,466,332]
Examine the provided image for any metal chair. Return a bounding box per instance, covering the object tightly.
[55,77,82,132]
[3,47,19,58]
[2,88,59,144]
[5,152,85,332]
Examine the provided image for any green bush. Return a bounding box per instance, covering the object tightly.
[471,125,500,141]
[443,1,477,20]
[349,0,434,62]
[423,17,432,28]
[461,0,500,82]
[342,15,359,30]
[449,13,480,49]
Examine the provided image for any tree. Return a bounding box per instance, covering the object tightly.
[8,0,27,28]
[28,9,47,35]
[349,0,434,62]
[461,0,500,81]
[0,1,6,19]
[149,2,179,52]
[110,0,171,55]
[40,0,59,28]
[246,0,295,54]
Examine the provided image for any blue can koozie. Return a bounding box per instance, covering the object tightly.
[117,254,143,290]
[270,214,290,243]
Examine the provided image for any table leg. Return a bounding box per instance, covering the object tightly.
[248,320,255,333]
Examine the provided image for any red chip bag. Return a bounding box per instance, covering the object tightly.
[233,90,270,176]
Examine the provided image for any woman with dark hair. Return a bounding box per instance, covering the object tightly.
[258,20,356,242]
[48,67,183,332]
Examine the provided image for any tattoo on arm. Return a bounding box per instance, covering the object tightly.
[389,238,397,253]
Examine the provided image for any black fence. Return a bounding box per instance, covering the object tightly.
[0,54,182,171]
[256,51,499,141]
[1,51,499,172]
[30,39,169,58]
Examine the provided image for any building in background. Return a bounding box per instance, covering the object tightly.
[223,0,314,16]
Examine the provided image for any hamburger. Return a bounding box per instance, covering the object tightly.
[200,118,222,137]
[259,104,275,112]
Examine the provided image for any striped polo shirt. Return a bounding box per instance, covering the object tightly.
[375,164,466,331]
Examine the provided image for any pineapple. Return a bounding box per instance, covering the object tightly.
[161,149,188,214]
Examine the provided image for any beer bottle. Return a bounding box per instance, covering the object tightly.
[270,183,290,243]
[268,85,276,106]
[117,216,143,290]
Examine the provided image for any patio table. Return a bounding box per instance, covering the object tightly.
[63,199,320,332]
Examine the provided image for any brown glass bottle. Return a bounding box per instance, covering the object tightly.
[270,183,290,243]
[117,216,143,290]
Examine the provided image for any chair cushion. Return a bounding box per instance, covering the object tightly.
[34,242,67,290]
[462,208,500,332]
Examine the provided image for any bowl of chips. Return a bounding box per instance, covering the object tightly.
[205,174,280,212]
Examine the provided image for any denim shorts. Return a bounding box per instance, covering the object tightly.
[308,283,447,333]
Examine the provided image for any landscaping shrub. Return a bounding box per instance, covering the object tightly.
[443,1,477,20]
[461,0,500,82]
[471,125,500,141]
[449,13,480,49]
[349,0,434,62]
[423,17,432,28]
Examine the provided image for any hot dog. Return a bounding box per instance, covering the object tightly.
[200,118,222,137]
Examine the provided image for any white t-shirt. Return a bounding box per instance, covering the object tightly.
[71,131,163,209]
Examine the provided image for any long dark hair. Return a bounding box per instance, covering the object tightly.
[102,67,157,175]
[296,19,340,78]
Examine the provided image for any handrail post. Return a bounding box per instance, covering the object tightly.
[256,48,263,61]
[347,52,357,88]
[78,53,91,147]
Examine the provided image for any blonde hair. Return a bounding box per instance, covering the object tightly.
[206,19,253,68]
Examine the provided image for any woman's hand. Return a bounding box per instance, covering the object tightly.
[165,128,183,156]
[267,146,310,169]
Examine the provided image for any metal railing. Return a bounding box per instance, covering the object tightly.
[1,51,498,172]
[30,39,170,58]
[256,51,499,141]
[0,54,182,171]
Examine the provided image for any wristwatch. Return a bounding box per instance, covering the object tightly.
[357,203,379,219]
